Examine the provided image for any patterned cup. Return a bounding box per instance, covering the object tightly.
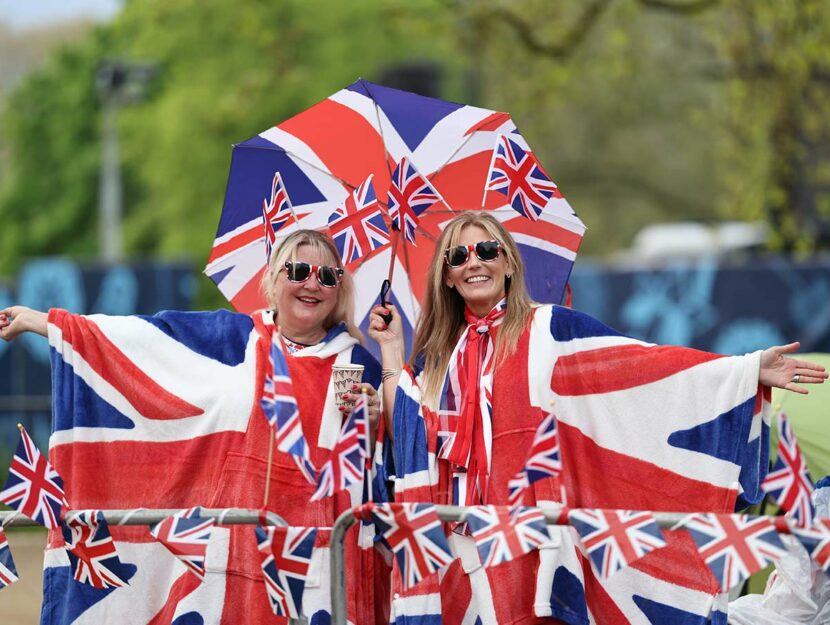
[332,364,364,409]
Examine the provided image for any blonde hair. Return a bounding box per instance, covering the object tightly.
[261,229,363,342]
[411,212,536,401]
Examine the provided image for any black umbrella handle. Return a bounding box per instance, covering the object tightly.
[378,279,393,325]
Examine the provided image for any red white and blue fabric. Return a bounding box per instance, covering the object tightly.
[789,517,830,574]
[261,328,316,484]
[42,308,386,625]
[508,411,561,507]
[390,304,772,624]
[0,425,66,529]
[149,506,214,581]
[387,156,442,244]
[327,174,390,269]
[61,510,129,589]
[371,503,454,590]
[684,513,787,592]
[261,171,296,261]
[255,525,317,619]
[207,79,584,344]
[568,509,667,579]
[762,411,815,528]
[0,526,19,590]
[311,394,369,501]
[486,134,561,221]
[465,505,550,568]
[437,299,507,509]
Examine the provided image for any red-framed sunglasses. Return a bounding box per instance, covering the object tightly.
[444,240,503,268]
[283,261,344,288]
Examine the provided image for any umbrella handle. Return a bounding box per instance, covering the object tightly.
[378,280,393,325]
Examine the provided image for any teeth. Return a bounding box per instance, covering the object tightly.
[298,297,319,303]
[465,276,489,283]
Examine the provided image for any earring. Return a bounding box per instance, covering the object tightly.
[506,273,513,279]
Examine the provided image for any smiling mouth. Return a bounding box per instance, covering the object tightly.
[465,276,490,284]
[297,296,321,304]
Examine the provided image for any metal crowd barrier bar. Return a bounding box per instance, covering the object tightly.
[330,506,712,625]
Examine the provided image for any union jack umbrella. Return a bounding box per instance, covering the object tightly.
[0,526,19,590]
[508,412,562,507]
[150,506,214,580]
[255,525,318,619]
[485,134,562,221]
[61,510,129,589]
[371,503,454,590]
[683,513,787,592]
[465,505,550,568]
[762,411,815,527]
[790,517,830,574]
[0,424,67,529]
[206,79,585,348]
[568,508,667,579]
[310,394,369,501]
[261,329,316,484]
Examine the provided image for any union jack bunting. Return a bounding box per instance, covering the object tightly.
[327,174,390,268]
[568,509,667,579]
[684,513,787,592]
[311,394,369,501]
[261,330,316,484]
[0,425,66,529]
[762,412,815,527]
[0,527,19,590]
[150,506,214,580]
[371,503,454,590]
[508,412,562,506]
[790,517,830,574]
[61,510,129,589]
[387,156,442,244]
[255,525,317,619]
[485,134,561,221]
[261,171,296,261]
[465,505,550,568]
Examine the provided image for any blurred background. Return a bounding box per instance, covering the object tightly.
[1,0,829,618]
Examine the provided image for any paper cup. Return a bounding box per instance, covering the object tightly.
[332,364,364,409]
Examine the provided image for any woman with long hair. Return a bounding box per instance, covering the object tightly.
[369,212,826,624]
[2,229,390,625]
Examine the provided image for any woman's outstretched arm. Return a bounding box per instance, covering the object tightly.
[0,305,48,340]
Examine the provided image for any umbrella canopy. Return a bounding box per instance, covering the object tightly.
[206,79,585,343]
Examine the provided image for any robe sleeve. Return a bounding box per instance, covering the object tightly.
[546,305,771,513]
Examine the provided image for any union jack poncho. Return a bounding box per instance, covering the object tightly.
[391,304,771,624]
[42,308,390,625]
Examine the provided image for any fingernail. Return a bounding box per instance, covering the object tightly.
[351,384,359,390]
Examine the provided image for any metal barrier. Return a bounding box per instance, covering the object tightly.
[329,506,720,625]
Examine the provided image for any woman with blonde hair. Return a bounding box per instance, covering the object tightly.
[2,229,390,624]
[369,211,826,624]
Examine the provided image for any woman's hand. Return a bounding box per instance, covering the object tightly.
[0,306,48,341]
[339,383,382,439]
[759,342,828,394]
[367,303,404,351]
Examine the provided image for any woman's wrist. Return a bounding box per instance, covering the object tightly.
[380,341,405,370]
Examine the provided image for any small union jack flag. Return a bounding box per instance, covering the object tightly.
[387,156,442,245]
[486,134,561,221]
[0,425,67,529]
[62,510,129,589]
[790,517,830,574]
[150,506,214,580]
[255,525,317,619]
[508,412,562,507]
[569,509,667,579]
[371,503,454,590]
[262,171,296,261]
[0,526,19,590]
[261,330,316,484]
[684,513,787,592]
[311,395,369,501]
[328,175,390,268]
[465,505,550,568]
[762,412,815,528]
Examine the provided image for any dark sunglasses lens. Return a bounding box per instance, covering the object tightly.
[286,262,311,282]
[317,266,339,287]
[476,240,500,261]
[446,246,469,267]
